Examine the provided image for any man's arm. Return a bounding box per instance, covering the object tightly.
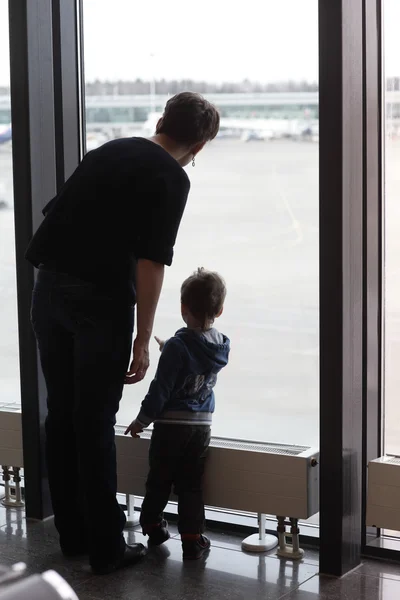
[125,259,164,384]
[125,338,183,437]
[125,171,189,385]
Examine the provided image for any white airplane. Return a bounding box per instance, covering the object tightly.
[219,117,319,142]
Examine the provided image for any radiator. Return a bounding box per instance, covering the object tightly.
[367,456,400,530]
[0,411,319,520]
[116,427,319,520]
[0,411,23,468]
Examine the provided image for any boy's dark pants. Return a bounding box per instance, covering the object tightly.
[140,423,211,534]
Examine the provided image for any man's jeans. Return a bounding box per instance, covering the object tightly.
[31,267,134,566]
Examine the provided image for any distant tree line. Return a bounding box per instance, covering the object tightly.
[0,76,399,96]
[84,78,319,96]
[84,76,400,95]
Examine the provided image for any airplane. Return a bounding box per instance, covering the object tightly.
[219,117,319,142]
[0,124,11,145]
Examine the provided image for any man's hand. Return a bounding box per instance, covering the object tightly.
[125,338,150,384]
[124,420,144,438]
[154,336,165,352]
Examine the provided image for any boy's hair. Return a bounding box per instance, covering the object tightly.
[156,92,220,146]
[181,268,226,329]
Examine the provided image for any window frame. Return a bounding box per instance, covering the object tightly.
[8,0,389,573]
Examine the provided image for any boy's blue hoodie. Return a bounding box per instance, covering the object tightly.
[136,327,230,427]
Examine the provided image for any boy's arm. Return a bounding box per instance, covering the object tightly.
[135,337,184,428]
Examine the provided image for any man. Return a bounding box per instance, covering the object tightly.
[26,92,220,575]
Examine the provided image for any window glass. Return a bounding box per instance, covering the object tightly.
[384,0,400,455]
[83,0,319,446]
[0,0,20,413]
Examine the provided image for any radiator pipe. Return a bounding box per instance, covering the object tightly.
[1,466,11,505]
[12,467,24,507]
[124,494,140,528]
[258,513,266,542]
[277,516,286,552]
[290,518,300,553]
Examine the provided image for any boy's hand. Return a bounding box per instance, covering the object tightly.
[124,420,144,438]
[154,336,165,352]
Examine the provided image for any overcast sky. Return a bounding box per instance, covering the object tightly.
[0,0,399,86]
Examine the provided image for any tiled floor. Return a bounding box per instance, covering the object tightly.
[0,505,400,600]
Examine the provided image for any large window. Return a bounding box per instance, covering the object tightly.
[384,0,400,456]
[0,0,20,412]
[83,0,319,446]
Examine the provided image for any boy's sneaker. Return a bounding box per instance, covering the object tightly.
[143,520,170,546]
[182,535,211,560]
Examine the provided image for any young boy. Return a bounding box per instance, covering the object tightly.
[125,268,230,559]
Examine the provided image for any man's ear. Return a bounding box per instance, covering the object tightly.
[191,141,206,157]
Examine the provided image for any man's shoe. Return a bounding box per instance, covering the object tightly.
[91,543,147,575]
[144,520,170,546]
[182,535,211,560]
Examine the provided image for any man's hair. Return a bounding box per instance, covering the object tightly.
[181,268,226,329]
[156,92,220,146]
